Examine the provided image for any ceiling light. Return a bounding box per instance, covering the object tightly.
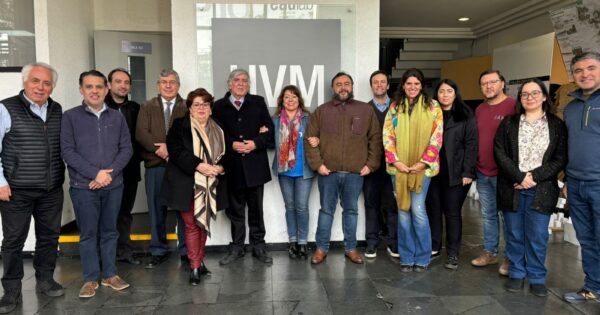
[458,17,470,22]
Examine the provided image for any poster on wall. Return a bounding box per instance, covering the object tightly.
[550,0,600,80]
[212,18,341,112]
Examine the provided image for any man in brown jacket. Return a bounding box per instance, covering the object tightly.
[136,69,188,268]
[305,72,381,265]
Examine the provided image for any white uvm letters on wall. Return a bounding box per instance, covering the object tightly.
[230,65,324,108]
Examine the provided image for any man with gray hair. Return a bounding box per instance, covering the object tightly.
[0,62,65,313]
[563,51,600,304]
[212,69,274,265]
[136,69,188,268]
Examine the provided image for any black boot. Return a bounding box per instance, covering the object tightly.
[298,244,308,259]
[288,243,299,259]
[0,290,21,314]
[199,262,211,276]
[189,268,201,286]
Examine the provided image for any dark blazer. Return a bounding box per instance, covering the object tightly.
[494,113,567,214]
[211,92,274,189]
[105,94,141,182]
[160,115,228,212]
[442,108,478,187]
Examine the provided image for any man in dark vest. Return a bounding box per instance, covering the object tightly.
[0,62,65,313]
[105,68,142,265]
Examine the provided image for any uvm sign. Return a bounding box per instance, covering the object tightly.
[229,64,324,109]
[213,19,341,111]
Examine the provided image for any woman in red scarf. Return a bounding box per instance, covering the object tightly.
[271,85,315,259]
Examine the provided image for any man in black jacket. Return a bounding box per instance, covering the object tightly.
[105,68,141,265]
[211,69,274,265]
[0,62,65,313]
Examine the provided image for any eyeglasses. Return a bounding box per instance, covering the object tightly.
[480,79,501,86]
[159,80,178,86]
[520,90,543,99]
[191,102,211,108]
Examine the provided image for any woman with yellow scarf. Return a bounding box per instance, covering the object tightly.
[383,68,443,272]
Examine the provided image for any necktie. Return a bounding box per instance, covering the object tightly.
[234,100,241,109]
[164,101,172,131]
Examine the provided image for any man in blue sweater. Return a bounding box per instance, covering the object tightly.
[563,52,600,304]
[61,70,133,299]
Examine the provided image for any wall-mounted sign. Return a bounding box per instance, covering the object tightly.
[121,40,152,54]
[212,18,340,111]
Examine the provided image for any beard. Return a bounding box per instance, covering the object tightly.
[334,90,354,102]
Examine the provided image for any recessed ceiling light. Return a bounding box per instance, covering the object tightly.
[458,17,470,22]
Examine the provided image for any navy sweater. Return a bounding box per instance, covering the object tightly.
[61,104,133,189]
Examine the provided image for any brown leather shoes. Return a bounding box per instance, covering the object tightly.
[311,248,327,264]
[345,250,364,264]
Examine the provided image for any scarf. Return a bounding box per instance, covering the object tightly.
[191,116,225,236]
[277,110,302,173]
[390,95,434,211]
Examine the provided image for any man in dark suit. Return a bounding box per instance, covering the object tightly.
[363,70,398,259]
[211,69,274,265]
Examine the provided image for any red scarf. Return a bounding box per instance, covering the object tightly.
[277,110,301,173]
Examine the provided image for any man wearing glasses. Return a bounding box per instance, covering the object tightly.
[136,69,188,268]
[471,70,516,275]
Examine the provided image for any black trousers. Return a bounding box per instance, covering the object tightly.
[116,180,138,258]
[0,187,63,291]
[363,168,397,248]
[226,185,265,251]
[425,175,470,257]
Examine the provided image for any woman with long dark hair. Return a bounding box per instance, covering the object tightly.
[426,79,477,270]
[494,78,567,296]
[383,68,443,272]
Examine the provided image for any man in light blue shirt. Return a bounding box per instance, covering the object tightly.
[363,70,398,259]
[0,62,65,314]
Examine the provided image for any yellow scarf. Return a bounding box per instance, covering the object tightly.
[391,96,434,211]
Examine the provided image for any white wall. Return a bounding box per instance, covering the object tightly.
[173,0,379,246]
[0,74,22,101]
[94,0,171,32]
[470,14,556,57]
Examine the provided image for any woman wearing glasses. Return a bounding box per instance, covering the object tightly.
[161,88,228,285]
[493,78,567,296]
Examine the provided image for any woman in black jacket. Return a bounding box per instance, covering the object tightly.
[161,88,228,285]
[425,79,477,270]
[494,78,567,297]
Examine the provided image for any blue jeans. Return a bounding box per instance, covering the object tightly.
[476,171,504,255]
[567,178,600,294]
[145,167,186,256]
[315,172,363,252]
[278,175,313,244]
[503,188,551,284]
[396,176,432,267]
[70,185,123,282]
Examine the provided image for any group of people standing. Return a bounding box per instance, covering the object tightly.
[273,52,600,305]
[0,50,599,314]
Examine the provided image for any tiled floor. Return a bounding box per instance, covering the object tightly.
[4,198,600,314]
